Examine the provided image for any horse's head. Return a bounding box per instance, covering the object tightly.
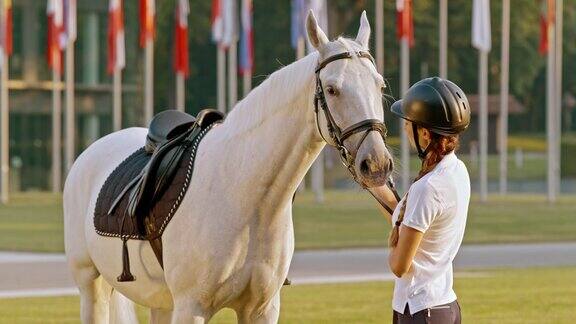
[307,10,394,188]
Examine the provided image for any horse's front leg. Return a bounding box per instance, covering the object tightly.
[236,292,281,324]
[170,298,212,324]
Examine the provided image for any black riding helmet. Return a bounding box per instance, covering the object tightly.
[390,77,471,159]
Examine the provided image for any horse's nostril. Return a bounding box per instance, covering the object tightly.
[360,160,370,176]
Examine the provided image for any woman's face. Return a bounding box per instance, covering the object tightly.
[403,120,431,151]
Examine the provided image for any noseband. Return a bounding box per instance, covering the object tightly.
[314,51,387,182]
[314,51,400,214]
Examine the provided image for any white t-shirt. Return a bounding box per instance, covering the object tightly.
[391,151,470,315]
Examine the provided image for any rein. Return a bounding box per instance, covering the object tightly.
[313,50,400,214]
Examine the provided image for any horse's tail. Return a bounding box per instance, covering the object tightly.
[109,288,138,324]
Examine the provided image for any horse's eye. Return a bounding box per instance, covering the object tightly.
[326,86,338,96]
[380,86,386,94]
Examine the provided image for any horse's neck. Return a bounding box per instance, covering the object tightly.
[218,53,324,210]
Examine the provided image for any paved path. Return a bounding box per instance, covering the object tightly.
[1,242,575,298]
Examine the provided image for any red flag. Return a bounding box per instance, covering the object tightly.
[239,0,253,75]
[107,0,125,74]
[139,0,155,47]
[47,0,63,73]
[396,0,414,47]
[211,0,224,44]
[539,0,555,55]
[1,0,12,58]
[174,0,189,77]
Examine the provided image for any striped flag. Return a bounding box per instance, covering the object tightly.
[239,0,253,75]
[0,0,12,60]
[211,0,224,44]
[174,0,189,77]
[539,0,554,55]
[62,0,76,46]
[47,0,64,73]
[290,0,305,49]
[396,0,414,47]
[212,0,237,48]
[139,0,155,47]
[471,0,491,52]
[107,0,125,74]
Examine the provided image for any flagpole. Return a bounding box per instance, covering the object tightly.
[113,68,122,131]
[144,38,154,125]
[217,46,226,113]
[228,42,237,111]
[375,0,384,74]
[478,50,488,202]
[242,71,251,97]
[400,37,410,192]
[65,41,75,173]
[52,68,62,192]
[176,72,185,111]
[0,53,8,203]
[546,5,556,203]
[555,0,563,198]
[499,0,510,194]
[439,0,447,79]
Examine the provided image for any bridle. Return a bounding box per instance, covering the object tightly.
[313,50,401,213]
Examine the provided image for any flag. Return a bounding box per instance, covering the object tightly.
[239,0,253,75]
[539,0,555,55]
[212,0,237,48]
[221,0,237,48]
[107,0,125,74]
[471,0,491,52]
[396,0,414,47]
[211,0,224,44]
[139,0,155,47]
[62,0,76,46]
[291,0,305,49]
[0,0,12,60]
[174,0,189,77]
[47,0,64,73]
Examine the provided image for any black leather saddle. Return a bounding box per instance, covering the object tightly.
[93,109,224,282]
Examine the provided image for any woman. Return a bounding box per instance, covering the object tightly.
[372,77,471,323]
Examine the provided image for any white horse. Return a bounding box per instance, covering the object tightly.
[64,11,393,324]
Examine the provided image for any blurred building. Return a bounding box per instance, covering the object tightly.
[460,94,526,154]
[9,0,140,190]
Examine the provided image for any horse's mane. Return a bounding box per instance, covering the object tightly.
[218,51,318,140]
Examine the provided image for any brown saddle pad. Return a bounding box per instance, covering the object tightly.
[93,126,210,241]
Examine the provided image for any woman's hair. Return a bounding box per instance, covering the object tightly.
[388,129,459,247]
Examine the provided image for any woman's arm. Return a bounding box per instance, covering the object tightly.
[388,225,424,277]
[368,185,400,225]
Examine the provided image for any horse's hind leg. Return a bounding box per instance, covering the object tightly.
[75,268,112,324]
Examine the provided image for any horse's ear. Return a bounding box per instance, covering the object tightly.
[306,10,329,50]
[355,11,371,49]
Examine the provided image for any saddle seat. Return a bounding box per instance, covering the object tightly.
[145,110,224,153]
[93,108,224,282]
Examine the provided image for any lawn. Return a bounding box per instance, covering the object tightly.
[1,191,576,252]
[0,267,574,323]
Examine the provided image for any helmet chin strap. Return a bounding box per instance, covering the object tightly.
[412,123,431,160]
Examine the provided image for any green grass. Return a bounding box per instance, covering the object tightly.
[1,191,576,252]
[0,192,63,252]
[0,267,574,323]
